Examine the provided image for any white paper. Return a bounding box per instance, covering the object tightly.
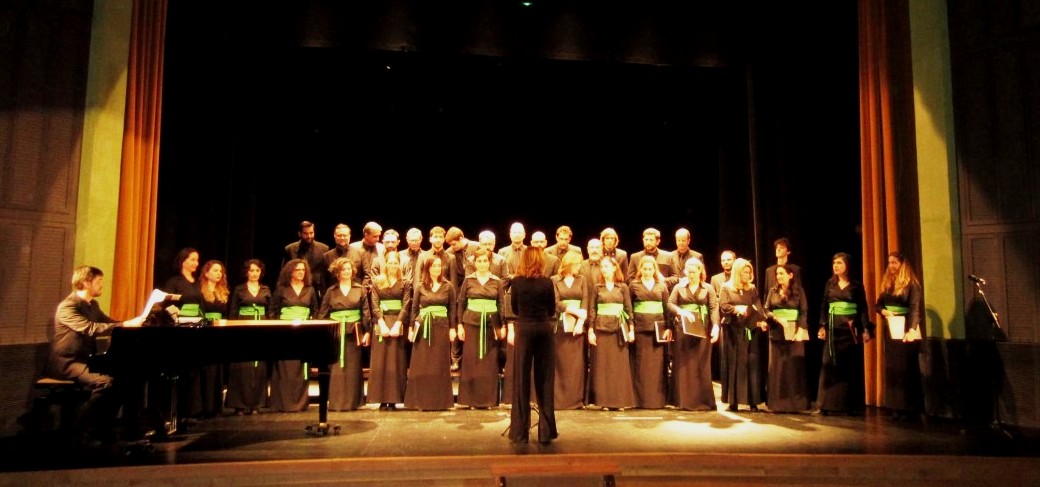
[562,307,587,333]
[139,289,180,319]
[887,315,906,340]
[780,319,797,341]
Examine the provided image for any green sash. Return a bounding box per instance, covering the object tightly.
[827,301,858,361]
[203,312,222,321]
[380,299,403,312]
[772,308,799,321]
[279,306,310,320]
[179,303,201,317]
[418,305,448,346]
[330,309,362,368]
[467,298,498,359]
[597,302,630,344]
[280,305,312,376]
[885,305,909,315]
[237,305,265,319]
[681,303,708,324]
[632,301,664,314]
[236,305,265,365]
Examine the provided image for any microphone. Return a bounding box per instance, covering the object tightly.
[969,274,986,285]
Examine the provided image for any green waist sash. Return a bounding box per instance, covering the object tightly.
[772,308,799,321]
[561,299,582,311]
[280,305,312,377]
[330,309,362,324]
[827,301,858,361]
[885,305,909,315]
[280,306,310,320]
[561,299,582,326]
[597,302,628,318]
[597,302,630,343]
[418,305,448,346]
[330,309,362,368]
[179,303,201,317]
[237,305,265,319]
[632,301,664,314]
[466,298,498,359]
[203,312,223,321]
[380,299,403,312]
[828,301,858,315]
[681,303,708,323]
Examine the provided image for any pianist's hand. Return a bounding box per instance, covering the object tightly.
[123,316,145,328]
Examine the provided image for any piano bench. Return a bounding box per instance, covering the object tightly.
[31,378,90,433]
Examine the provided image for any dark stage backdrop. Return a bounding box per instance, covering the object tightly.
[154,2,861,343]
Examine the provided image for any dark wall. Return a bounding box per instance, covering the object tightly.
[155,1,861,318]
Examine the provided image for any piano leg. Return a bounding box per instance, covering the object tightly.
[306,364,339,436]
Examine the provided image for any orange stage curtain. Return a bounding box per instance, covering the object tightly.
[110,0,167,319]
[858,0,919,406]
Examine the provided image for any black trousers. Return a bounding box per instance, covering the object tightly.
[510,321,557,442]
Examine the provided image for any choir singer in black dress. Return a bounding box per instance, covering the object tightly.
[508,247,559,445]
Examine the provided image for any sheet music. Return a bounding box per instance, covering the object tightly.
[887,315,906,340]
[681,313,706,338]
[139,289,181,319]
[562,307,587,333]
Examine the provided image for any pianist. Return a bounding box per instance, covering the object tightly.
[48,265,144,446]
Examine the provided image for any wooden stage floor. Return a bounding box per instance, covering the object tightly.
[3,395,1039,485]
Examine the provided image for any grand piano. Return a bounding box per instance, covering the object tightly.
[92,319,341,436]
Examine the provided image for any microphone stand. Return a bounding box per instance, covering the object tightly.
[973,280,1013,440]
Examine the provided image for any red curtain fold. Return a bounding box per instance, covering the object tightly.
[859,0,918,406]
[110,0,167,319]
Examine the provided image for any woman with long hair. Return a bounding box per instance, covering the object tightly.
[629,255,670,409]
[507,247,558,444]
[269,259,319,412]
[816,252,874,415]
[875,251,923,421]
[666,258,720,411]
[404,254,457,411]
[368,251,411,410]
[587,257,635,410]
[227,259,272,415]
[719,257,768,412]
[763,264,810,413]
[551,250,590,409]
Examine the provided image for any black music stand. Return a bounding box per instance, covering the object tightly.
[972,277,1014,440]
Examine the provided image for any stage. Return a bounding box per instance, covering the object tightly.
[3,392,1039,486]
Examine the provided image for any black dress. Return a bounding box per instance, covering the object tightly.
[226,283,272,412]
[509,276,558,444]
[367,279,411,406]
[629,279,670,409]
[588,283,636,409]
[666,282,719,411]
[404,281,456,410]
[317,283,379,411]
[719,285,765,409]
[817,278,873,414]
[269,284,318,412]
[763,285,810,413]
[456,274,504,408]
[192,293,228,417]
[551,274,590,409]
[876,281,923,414]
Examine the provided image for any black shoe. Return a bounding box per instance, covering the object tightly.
[749,405,760,413]
[509,436,528,445]
[727,404,738,412]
